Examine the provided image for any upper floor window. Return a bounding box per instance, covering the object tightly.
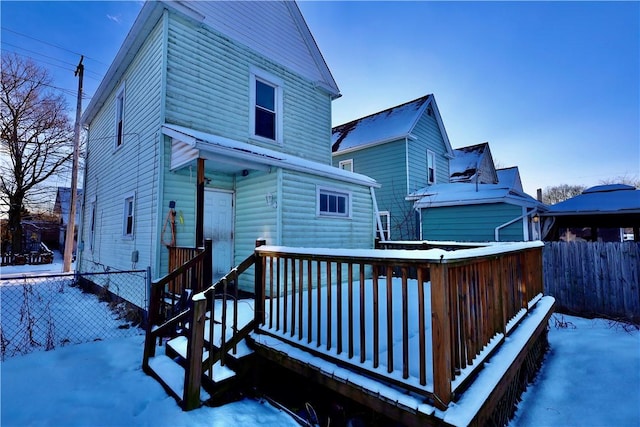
[122,193,135,238]
[317,187,351,218]
[115,84,125,148]
[339,159,353,172]
[250,68,283,143]
[427,150,436,184]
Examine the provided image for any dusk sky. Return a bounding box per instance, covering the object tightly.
[2,1,638,196]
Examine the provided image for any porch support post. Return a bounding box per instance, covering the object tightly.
[196,158,205,248]
[430,262,452,410]
[254,239,266,331]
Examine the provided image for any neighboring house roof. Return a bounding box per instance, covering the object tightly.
[82,0,339,125]
[545,184,640,216]
[411,182,542,209]
[162,124,379,188]
[496,167,523,192]
[449,142,498,184]
[331,94,454,157]
[54,187,83,226]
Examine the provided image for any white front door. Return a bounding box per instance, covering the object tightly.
[204,190,234,279]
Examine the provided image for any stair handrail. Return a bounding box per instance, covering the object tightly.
[143,240,212,372]
[180,243,262,410]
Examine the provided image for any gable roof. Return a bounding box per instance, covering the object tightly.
[545,184,640,216]
[83,0,339,125]
[449,142,498,184]
[496,167,523,192]
[331,94,454,156]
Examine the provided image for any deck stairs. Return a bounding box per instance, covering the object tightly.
[145,302,256,409]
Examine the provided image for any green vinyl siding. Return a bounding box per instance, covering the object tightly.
[165,13,332,165]
[79,18,164,287]
[281,171,374,249]
[333,139,413,239]
[421,203,524,242]
[407,112,450,192]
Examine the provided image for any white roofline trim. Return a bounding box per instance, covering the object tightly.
[285,1,340,98]
[414,195,538,209]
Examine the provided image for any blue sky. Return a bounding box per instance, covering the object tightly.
[2,1,638,196]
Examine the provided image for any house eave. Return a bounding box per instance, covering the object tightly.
[82,2,163,126]
[332,134,413,156]
[162,124,379,188]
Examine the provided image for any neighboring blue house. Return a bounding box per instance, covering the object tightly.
[412,166,544,242]
[332,95,454,240]
[78,1,379,304]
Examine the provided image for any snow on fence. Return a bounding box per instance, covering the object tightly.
[543,241,640,323]
[0,270,147,360]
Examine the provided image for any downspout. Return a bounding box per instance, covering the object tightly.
[370,187,385,242]
[495,208,538,242]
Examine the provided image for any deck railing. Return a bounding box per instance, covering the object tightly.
[253,242,544,410]
[144,240,545,412]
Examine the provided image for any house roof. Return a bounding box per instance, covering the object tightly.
[331,94,454,157]
[449,142,497,183]
[410,182,542,210]
[54,187,83,225]
[545,184,640,216]
[496,167,523,192]
[162,124,379,188]
[83,0,339,125]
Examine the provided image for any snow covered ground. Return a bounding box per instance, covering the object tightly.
[1,259,638,426]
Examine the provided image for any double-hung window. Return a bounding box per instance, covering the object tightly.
[123,193,135,238]
[317,187,351,218]
[250,68,283,143]
[427,150,436,184]
[115,84,125,148]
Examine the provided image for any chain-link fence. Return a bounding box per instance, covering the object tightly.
[0,270,148,360]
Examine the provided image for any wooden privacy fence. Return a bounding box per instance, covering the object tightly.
[254,242,544,410]
[543,241,640,323]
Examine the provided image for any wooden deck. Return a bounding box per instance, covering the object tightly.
[143,240,554,426]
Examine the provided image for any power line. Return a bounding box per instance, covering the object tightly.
[2,48,104,82]
[1,42,104,81]
[1,27,110,68]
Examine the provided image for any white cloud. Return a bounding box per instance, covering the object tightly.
[107,14,121,24]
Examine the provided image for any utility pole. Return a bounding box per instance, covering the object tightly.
[63,56,83,272]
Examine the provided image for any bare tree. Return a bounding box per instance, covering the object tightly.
[0,53,74,253]
[599,175,640,189]
[542,184,586,205]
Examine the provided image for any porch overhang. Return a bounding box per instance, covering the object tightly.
[162,124,379,188]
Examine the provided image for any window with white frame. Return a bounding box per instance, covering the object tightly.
[115,84,125,148]
[250,69,283,142]
[317,187,351,218]
[339,159,353,172]
[122,194,135,238]
[427,149,436,184]
[378,210,390,240]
